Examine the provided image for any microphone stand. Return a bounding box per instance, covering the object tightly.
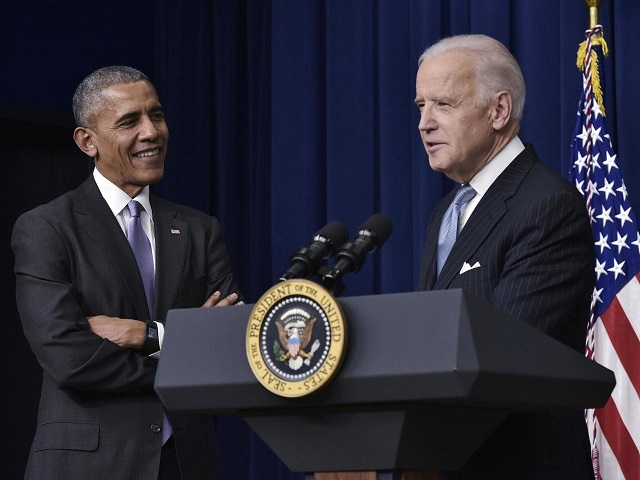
[318,266,345,298]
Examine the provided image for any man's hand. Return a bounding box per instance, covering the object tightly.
[202,291,244,308]
[87,315,146,349]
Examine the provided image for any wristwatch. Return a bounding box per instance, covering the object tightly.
[139,321,160,356]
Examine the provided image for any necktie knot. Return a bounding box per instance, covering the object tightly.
[127,200,142,218]
[453,184,476,206]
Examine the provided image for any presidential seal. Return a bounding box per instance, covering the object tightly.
[246,279,347,397]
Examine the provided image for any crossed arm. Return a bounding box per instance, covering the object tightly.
[12,207,244,393]
[88,291,244,348]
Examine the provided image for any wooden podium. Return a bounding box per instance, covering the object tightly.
[155,289,614,478]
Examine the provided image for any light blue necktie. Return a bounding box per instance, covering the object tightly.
[437,184,476,275]
[126,200,172,445]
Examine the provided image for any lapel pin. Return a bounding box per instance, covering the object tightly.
[171,228,181,234]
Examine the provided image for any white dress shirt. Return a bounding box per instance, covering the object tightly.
[460,135,526,229]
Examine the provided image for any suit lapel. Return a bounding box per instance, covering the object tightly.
[417,192,452,290]
[152,197,189,323]
[73,177,151,320]
[431,146,538,289]
[434,195,507,288]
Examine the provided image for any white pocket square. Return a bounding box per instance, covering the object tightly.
[460,261,481,274]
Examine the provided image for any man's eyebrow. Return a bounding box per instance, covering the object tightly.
[114,106,164,124]
[114,111,141,124]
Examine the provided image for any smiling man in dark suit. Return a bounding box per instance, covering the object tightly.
[12,66,242,479]
[414,35,596,479]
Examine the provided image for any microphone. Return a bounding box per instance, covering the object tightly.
[323,214,393,294]
[279,221,350,281]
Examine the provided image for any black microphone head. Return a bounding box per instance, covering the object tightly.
[314,221,349,255]
[357,214,393,250]
[279,221,350,282]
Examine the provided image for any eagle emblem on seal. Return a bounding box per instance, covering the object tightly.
[274,308,320,370]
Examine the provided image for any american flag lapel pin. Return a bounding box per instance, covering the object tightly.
[171,228,181,234]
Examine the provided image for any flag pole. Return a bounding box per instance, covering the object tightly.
[580,3,605,478]
[585,0,602,28]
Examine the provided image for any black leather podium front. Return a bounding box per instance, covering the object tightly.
[155,289,614,473]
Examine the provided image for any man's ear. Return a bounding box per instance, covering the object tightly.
[490,90,513,131]
[73,127,97,157]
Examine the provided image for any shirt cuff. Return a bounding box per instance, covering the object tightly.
[148,321,164,359]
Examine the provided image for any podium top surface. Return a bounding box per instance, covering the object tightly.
[155,289,614,414]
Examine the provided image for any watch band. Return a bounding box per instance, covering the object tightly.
[139,321,160,356]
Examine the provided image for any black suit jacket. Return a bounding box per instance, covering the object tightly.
[12,176,240,479]
[418,145,596,479]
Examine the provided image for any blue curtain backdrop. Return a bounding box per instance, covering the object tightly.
[3,0,640,478]
[148,0,640,306]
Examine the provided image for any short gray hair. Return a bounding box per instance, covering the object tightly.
[72,66,149,128]
[418,34,526,122]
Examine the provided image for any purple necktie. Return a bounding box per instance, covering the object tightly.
[126,200,155,319]
[126,200,172,444]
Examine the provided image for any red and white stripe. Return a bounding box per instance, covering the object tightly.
[588,272,640,479]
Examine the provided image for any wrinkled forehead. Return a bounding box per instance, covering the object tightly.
[419,51,476,81]
[100,81,159,108]
[416,52,478,95]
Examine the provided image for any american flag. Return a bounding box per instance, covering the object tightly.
[570,25,640,479]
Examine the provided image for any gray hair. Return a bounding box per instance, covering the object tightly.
[418,34,526,122]
[72,66,149,128]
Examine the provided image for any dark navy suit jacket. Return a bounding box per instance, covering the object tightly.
[418,145,596,479]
